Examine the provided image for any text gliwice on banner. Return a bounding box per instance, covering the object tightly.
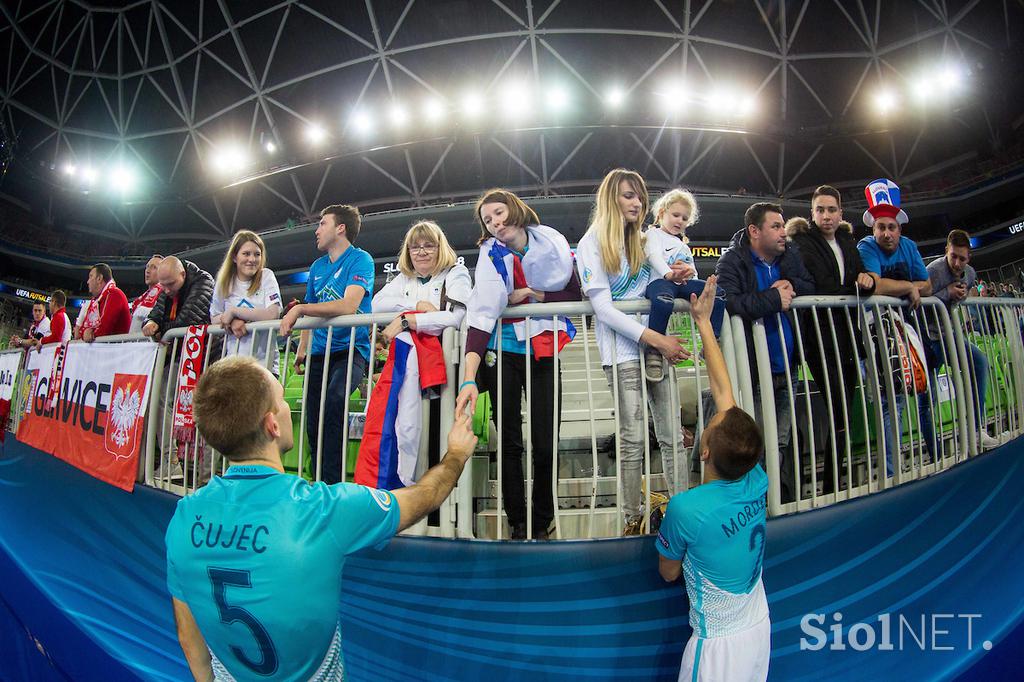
[17,342,158,491]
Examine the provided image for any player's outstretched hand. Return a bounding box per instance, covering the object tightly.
[445,411,478,464]
[689,275,718,326]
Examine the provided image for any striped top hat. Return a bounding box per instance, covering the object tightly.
[862,178,909,227]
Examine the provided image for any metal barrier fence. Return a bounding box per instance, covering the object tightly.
[3,296,1021,539]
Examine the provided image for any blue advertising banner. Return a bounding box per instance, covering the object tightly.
[0,436,1021,681]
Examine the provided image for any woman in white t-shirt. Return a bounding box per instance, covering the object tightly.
[576,169,689,534]
[211,230,282,375]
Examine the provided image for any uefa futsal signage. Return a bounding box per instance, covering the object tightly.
[0,281,88,307]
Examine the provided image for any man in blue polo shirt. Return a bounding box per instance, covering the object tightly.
[280,204,374,484]
[166,355,477,681]
[657,276,771,682]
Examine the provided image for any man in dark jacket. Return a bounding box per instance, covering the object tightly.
[786,185,876,495]
[713,202,815,504]
[142,256,215,484]
[142,257,214,340]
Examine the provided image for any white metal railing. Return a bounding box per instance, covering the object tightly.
[3,295,1021,539]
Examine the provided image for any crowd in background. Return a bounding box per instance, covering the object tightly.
[5,171,1023,535]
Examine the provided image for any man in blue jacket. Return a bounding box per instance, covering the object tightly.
[713,202,815,504]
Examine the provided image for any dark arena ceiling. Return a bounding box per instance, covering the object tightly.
[1,0,1023,258]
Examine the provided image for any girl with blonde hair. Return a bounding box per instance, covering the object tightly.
[643,188,725,380]
[210,229,282,375]
[575,169,689,534]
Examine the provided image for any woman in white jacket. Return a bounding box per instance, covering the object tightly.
[359,220,471,490]
[576,169,689,534]
[455,189,581,540]
[373,220,471,340]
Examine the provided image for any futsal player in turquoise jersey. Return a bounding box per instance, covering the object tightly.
[656,275,771,682]
[165,356,477,681]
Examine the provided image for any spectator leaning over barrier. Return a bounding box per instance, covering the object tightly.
[576,169,690,535]
[643,188,726,382]
[211,230,282,376]
[142,256,215,341]
[362,220,471,489]
[786,185,875,495]
[8,301,49,350]
[657,275,771,682]
[38,290,71,346]
[129,255,164,333]
[926,229,1007,450]
[79,263,131,342]
[165,355,477,682]
[713,202,814,504]
[856,178,936,475]
[278,204,374,485]
[455,189,581,540]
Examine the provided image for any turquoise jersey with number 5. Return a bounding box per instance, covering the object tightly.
[165,465,400,681]
[656,464,770,639]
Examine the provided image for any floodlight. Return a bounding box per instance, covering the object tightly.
[875,89,897,114]
[460,92,483,119]
[423,98,445,123]
[109,166,136,193]
[351,111,373,135]
[604,86,625,109]
[306,124,327,144]
[62,163,76,176]
[389,104,408,128]
[548,85,569,112]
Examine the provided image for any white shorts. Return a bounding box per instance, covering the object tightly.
[678,616,771,682]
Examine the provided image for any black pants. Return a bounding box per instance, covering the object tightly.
[803,340,859,495]
[306,349,368,484]
[479,352,561,534]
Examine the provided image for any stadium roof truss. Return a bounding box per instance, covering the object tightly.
[0,0,1020,245]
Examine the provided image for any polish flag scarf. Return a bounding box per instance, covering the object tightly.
[130,283,163,316]
[173,325,208,461]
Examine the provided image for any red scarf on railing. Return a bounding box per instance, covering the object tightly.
[78,278,117,339]
[173,325,207,460]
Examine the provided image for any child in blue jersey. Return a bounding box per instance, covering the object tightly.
[643,189,726,381]
[656,276,771,682]
[166,356,477,681]
[279,204,375,484]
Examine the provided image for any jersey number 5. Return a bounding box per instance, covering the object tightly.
[208,567,279,676]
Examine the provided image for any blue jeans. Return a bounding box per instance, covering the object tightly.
[927,339,989,432]
[306,349,368,484]
[880,392,935,476]
[646,278,726,337]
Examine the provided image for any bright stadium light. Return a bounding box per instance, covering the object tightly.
[351,110,373,135]
[62,163,77,176]
[423,97,445,124]
[657,79,687,115]
[875,89,898,115]
[305,124,327,144]
[547,85,570,113]
[502,80,531,119]
[211,145,248,174]
[706,88,735,112]
[942,63,965,90]
[460,92,483,119]
[109,166,137,193]
[604,86,625,109]
[264,140,277,154]
[389,104,408,128]
[81,166,97,185]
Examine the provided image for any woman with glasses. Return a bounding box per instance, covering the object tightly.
[358,221,471,491]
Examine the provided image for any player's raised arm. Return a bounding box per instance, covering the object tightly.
[691,275,735,413]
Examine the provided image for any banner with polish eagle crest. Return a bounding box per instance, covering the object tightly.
[17,341,159,491]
